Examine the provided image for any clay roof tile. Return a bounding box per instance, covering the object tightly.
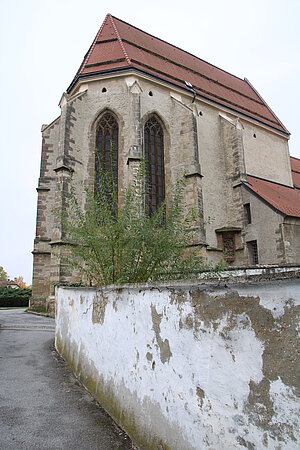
[245,174,300,218]
[68,14,289,135]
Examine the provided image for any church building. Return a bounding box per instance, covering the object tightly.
[32,14,300,310]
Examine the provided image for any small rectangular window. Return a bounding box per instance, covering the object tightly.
[247,240,258,265]
[244,203,251,225]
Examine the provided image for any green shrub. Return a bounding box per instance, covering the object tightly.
[0,286,31,307]
[61,157,219,286]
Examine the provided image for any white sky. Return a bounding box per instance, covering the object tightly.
[0,0,299,284]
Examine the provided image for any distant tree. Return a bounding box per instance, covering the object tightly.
[14,276,26,289]
[0,266,8,281]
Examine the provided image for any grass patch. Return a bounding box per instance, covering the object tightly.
[27,306,47,314]
[0,306,27,310]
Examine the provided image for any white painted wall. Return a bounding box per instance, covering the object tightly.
[56,278,300,450]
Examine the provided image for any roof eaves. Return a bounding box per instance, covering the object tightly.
[130,58,285,129]
[242,179,286,217]
[244,78,290,135]
[123,39,263,105]
[65,66,289,136]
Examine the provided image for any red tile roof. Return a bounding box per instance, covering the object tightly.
[245,174,300,218]
[291,156,300,188]
[68,14,288,135]
[0,280,19,287]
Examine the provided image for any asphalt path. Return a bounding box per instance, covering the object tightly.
[0,309,133,450]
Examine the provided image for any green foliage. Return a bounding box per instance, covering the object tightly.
[0,266,7,281]
[62,157,217,286]
[0,286,32,307]
[28,305,47,314]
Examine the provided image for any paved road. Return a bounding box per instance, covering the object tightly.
[0,309,133,450]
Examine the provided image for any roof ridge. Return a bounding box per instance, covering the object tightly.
[110,15,248,84]
[109,15,131,65]
[81,14,111,72]
[291,155,300,162]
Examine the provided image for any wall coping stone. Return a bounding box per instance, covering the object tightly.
[58,265,300,292]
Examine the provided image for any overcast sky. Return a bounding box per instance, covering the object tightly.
[1,0,299,284]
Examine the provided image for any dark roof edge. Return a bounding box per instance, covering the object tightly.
[246,173,294,188]
[66,68,289,136]
[244,78,290,135]
[242,180,286,217]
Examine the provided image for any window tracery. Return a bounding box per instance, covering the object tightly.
[95,112,118,195]
[144,115,165,215]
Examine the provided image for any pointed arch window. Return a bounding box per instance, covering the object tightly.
[95,112,118,197]
[144,115,165,215]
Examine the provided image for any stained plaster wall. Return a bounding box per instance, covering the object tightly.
[242,122,292,186]
[56,274,300,450]
[282,218,300,264]
[241,187,285,264]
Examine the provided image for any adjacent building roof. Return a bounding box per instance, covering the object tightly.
[245,174,300,218]
[0,280,19,288]
[68,14,288,135]
[291,156,300,189]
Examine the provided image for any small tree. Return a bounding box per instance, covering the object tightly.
[0,266,7,281]
[61,157,213,286]
[14,276,26,289]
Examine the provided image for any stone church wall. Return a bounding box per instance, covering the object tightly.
[32,118,60,306]
[56,270,300,450]
[32,72,295,308]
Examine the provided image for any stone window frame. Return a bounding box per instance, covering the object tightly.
[247,240,259,265]
[143,114,166,215]
[244,203,252,225]
[88,108,125,204]
[95,111,119,197]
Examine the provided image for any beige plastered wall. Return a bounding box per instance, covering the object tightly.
[241,187,285,264]
[242,121,292,186]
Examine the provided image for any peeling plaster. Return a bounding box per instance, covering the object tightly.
[151,304,172,364]
[56,280,300,450]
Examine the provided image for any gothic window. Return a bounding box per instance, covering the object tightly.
[95,112,118,197]
[144,115,165,215]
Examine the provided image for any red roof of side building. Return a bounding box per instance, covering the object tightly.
[68,14,288,135]
[291,156,300,188]
[245,174,300,218]
[0,280,19,287]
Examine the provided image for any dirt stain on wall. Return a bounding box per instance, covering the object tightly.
[151,305,172,364]
[92,291,108,324]
[188,287,300,443]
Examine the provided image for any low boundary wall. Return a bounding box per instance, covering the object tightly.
[55,271,300,449]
